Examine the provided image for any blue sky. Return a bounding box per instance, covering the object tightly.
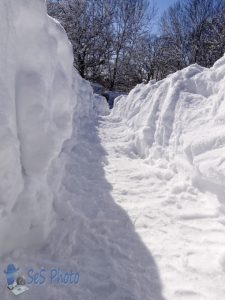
[152,0,176,33]
[157,0,176,16]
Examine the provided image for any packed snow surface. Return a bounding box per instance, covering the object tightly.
[1,1,225,299]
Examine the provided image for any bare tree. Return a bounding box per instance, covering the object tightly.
[160,1,188,70]
[184,0,224,65]
[159,0,225,78]
[47,0,114,78]
[105,0,155,90]
[47,0,156,90]
[47,0,224,89]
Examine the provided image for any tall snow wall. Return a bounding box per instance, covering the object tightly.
[0,0,93,256]
[112,56,225,195]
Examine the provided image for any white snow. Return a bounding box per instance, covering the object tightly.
[1,1,225,300]
[112,60,225,188]
[0,0,76,256]
[93,94,110,116]
[109,57,225,299]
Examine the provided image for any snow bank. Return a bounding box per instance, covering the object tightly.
[0,0,94,256]
[112,55,225,197]
[93,94,110,116]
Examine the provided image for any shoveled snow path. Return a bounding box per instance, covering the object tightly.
[1,113,225,300]
[99,115,225,300]
[1,115,164,300]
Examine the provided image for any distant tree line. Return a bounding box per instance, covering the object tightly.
[159,0,225,79]
[47,0,225,91]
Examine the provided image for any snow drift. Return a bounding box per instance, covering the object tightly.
[0,0,94,256]
[112,55,225,202]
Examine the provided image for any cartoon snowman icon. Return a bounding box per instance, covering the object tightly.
[4,264,20,290]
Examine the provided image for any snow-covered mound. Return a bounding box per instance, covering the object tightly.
[0,0,94,256]
[93,94,110,116]
[112,56,225,191]
[109,58,225,299]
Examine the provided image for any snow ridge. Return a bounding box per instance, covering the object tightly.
[113,57,225,188]
[110,56,225,299]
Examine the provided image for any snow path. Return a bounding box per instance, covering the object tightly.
[1,112,225,299]
[1,115,164,300]
[99,115,225,300]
